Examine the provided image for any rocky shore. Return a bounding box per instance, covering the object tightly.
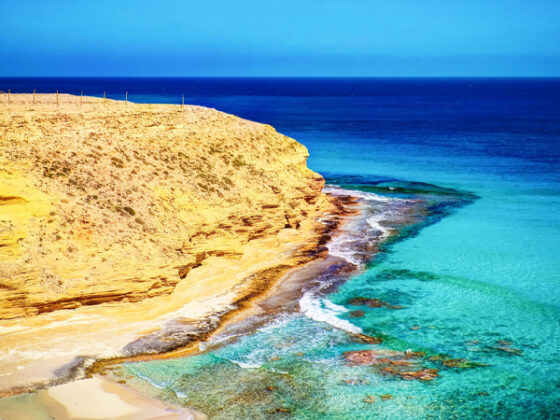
[0,94,342,394]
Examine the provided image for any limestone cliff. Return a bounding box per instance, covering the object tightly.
[0,94,327,319]
[0,94,336,390]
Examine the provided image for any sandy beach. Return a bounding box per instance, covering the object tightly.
[0,376,206,419]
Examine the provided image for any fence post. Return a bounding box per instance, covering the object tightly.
[103,91,106,103]
[182,94,184,109]
[33,89,36,104]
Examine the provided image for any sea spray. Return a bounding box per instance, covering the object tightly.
[299,292,362,334]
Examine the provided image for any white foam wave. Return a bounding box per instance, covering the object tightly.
[366,213,392,238]
[326,235,362,266]
[229,359,263,369]
[299,292,362,334]
[323,185,394,203]
[135,372,168,390]
[207,332,244,346]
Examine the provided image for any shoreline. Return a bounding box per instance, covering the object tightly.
[103,192,362,420]
[102,182,469,419]
[0,92,482,411]
[0,193,355,398]
[0,190,360,419]
[86,191,359,377]
[0,193,355,397]
[0,94,340,397]
[0,375,206,420]
[102,185,397,418]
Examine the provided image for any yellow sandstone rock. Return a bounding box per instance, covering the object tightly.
[0,94,336,392]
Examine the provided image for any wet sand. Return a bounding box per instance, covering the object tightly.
[0,376,205,419]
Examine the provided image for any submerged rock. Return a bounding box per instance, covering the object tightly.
[351,333,383,344]
[347,297,403,309]
[343,347,445,382]
[400,369,439,381]
[363,395,376,404]
[404,350,425,359]
[379,358,415,366]
[428,354,450,362]
[496,340,513,346]
[442,358,488,369]
[381,365,439,381]
[344,350,379,366]
[344,350,403,366]
[348,297,386,308]
[490,345,523,356]
[343,378,370,386]
[273,407,291,414]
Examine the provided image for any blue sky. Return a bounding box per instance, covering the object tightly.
[1,0,559,76]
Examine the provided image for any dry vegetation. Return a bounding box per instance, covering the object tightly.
[0,94,328,320]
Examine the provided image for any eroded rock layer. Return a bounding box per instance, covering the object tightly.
[0,94,335,390]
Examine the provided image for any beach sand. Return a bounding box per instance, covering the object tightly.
[0,376,206,419]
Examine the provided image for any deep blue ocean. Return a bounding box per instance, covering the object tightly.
[3,78,560,419]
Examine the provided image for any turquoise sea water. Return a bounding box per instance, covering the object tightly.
[102,79,559,418]
[122,175,560,419]
[4,78,559,418]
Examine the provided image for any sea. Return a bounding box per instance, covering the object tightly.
[3,77,560,419]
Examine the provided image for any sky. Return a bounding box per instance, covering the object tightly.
[1,0,559,77]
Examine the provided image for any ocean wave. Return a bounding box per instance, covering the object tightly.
[323,184,407,265]
[326,235,363,266]
[134,371,169,390]
[366,212,393,238]
[228,359,264,369]
[324,185,394,202]
[299,292,362,334]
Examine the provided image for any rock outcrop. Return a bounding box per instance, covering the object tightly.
[0,94,335,391]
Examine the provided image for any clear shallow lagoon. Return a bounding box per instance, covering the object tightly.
[4,78,559,418]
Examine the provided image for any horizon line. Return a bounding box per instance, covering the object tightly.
[1,75,560,79]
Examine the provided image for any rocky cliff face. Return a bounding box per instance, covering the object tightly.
[0,95,338,390]
[0,95,327,320]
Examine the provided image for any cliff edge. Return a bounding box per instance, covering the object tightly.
[0,94,336,391]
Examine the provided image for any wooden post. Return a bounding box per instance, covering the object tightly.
[103,91,106,102]
[33,89,36,104]
[7,89,10,104]
[56,89,59,106]
[125,91,128,108]
[182,94,184,109]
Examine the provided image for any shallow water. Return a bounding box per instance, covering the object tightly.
[122,182,500,419]
[4,77,559,418]
[121,178,560,419]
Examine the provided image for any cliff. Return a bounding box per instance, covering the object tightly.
[0,94,336,391]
